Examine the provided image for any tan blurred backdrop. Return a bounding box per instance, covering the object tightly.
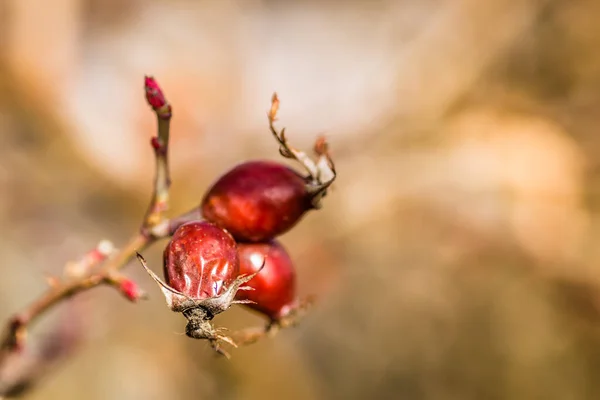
[2,0,600,399]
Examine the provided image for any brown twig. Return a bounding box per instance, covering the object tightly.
[0,76,199,398]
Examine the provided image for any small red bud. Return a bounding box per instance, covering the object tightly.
[119,279,144,302]
[144,75,166,110]
[150,137,162,151]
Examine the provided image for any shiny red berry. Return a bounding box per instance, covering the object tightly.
[201,160,315,242]
[137,221,262,353]
[200,94,337,242]
[235,240,297,321]
[163,221,239,300]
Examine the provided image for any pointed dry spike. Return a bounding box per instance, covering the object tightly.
[267,115,319,176]
[236,269,263,286]
[269,92,280,122]
[196,263,265,316]
[211,343,231,359]
[136,253,196,312]
[208,333,239,359]
[232,263,265,288]
[265,93,336,185]
[231,299,256,305]
[232,326,267,346]
[217,334,238,348]
[214,326,230,334]
[277,128,293,158]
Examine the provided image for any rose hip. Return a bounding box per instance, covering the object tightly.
[231,240,313,346]
[201,94,336,242]
[235,240,298,321]
[163,221,239,299]
[201,161,312,242]
[137,221,262,356]
[137,94,331,355]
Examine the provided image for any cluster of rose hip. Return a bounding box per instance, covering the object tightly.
[138,78,336,357]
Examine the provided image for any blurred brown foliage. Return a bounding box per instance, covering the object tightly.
[2,0,600,399]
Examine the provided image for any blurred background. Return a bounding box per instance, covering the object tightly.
[2,0,600,398]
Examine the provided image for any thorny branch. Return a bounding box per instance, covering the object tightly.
[0,76,198,398]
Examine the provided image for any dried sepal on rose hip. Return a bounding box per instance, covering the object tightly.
[136,221,262,357]
[233,240,313,345]
[200,93,336,242]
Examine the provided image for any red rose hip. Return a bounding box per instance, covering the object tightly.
[163,221,239,299]
[201,161,312,242]
[136,221,262,356]
[235,240,298,321]
[232,240,314,346]
[201,94,336,242]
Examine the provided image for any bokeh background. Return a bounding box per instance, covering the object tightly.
[2,0,600,398]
